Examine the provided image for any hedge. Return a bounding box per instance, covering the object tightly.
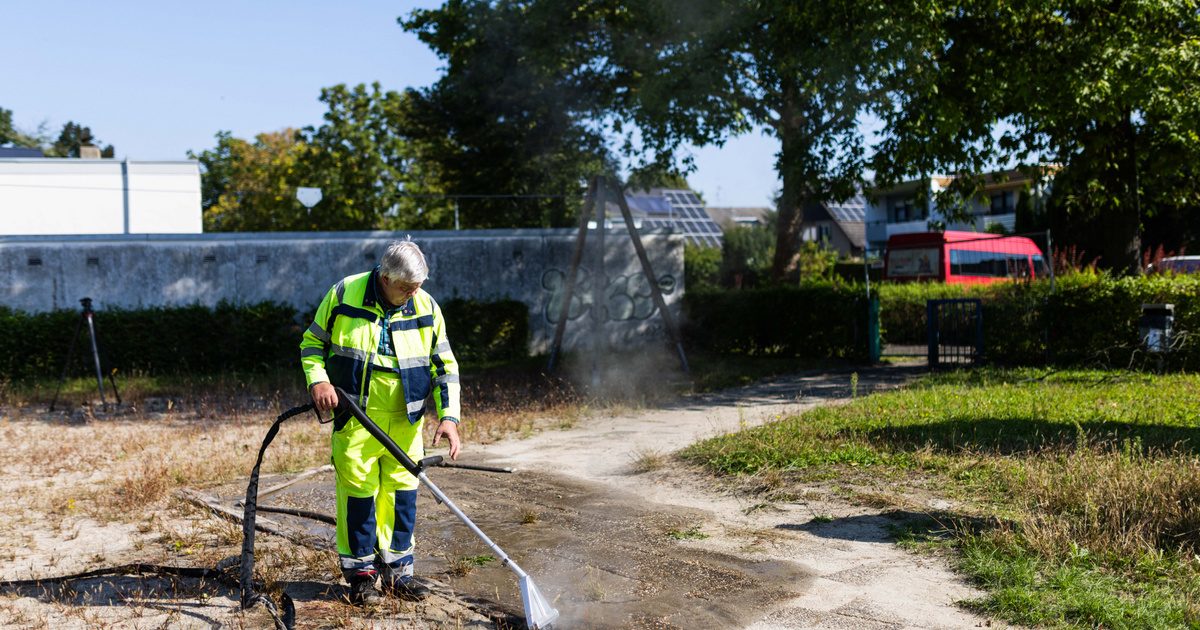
[0,298,529,382]
[879,273,1200,369]
[683,284,872,360]
[440,298,529,364]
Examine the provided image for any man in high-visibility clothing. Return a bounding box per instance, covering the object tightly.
[300,238,461,605]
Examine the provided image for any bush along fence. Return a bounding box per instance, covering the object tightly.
[683,284,874,361]
[878,273,1200,370]
[0,298,530,382]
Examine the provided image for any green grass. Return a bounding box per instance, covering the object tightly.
[681,368,1200,628]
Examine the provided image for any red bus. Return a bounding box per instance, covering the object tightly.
[884,231,1048,285]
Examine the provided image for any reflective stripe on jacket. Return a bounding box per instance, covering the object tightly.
[300,268,460,424]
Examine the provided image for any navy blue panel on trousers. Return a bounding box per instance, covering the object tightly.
[346,495,377,559]
[390,489,418,554]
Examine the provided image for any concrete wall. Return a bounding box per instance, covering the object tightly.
[0,159,202,235]
[0,229,684,353]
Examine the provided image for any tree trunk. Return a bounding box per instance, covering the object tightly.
[771,115,806,281]
[771,185,803,281]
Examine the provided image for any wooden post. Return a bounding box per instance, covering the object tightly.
[591,181,607,387]
[546,179,597,373]
[609,177,690,374]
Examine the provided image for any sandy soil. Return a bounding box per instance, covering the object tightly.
[0,364,1007,629]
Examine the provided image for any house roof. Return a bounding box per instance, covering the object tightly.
[801,193,867,249]
[704,206,774,228]
[0,147,44,158]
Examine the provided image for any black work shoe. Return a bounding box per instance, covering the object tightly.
[348,571,383,606]
[383,577,431,602]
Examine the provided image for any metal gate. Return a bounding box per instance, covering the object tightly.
[926,299,983,367]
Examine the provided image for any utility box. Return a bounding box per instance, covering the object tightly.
[1139,303,1174,353]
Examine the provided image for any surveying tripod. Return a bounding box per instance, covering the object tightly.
[49,297,122,412]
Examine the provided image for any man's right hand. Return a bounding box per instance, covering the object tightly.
[311,382,338,412]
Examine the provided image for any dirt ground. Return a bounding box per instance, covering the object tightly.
[0,364,1007,629]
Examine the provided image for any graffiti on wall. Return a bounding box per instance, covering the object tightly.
[540,267,677,324]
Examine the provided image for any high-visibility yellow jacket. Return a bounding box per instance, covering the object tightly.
[300,268,460,424]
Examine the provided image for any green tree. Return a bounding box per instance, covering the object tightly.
[0,108,20,146]
[721,223,775,289]
[192,84,448,232]
[48,121,115,158]
[0,107,50,149]
[569,0,919,280]
[684,242,722,291]
[302,83,448,231]
[191,129,314,231]
[874,0,1200,273]
[402,2,616,229]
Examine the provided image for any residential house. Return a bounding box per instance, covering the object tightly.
[864,168,1051,252]
[800,193,867,257]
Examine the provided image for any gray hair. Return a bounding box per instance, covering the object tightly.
[379,237,428,285]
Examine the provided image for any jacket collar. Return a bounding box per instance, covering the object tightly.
[366,266,415,313]
[364,266,382,309]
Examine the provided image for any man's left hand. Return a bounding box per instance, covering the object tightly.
[433,420,461,460]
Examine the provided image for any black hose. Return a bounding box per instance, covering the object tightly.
[238,402,316,630]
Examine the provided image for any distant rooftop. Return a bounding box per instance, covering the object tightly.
[0,147,44,158]
[705,206,774,229]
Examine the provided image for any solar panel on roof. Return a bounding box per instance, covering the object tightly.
[623,188,724,247]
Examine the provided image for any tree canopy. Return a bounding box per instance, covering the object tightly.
[401,1,617,229]
[402,0,1199,273]
[193,83,454,232]
[873,0,1200,271]
[402,0,927,277]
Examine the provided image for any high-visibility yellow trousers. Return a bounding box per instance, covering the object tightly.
[332,408,423,581]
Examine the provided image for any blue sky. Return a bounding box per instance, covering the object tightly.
[2,1,782,208]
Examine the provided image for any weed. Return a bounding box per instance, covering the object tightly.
[666,525,710,541]
[518,506,540,524]
[446,553,495,576]
[628,448,667,474]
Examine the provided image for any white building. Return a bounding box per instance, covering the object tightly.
[0,158,202,235]
[864,169,1052,251]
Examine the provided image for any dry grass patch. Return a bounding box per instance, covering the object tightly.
[628,448,667,474]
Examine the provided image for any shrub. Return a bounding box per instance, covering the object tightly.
[877,273,1200,369]
[0,298,530,382]
[877,282,976,344]
[0,301,300,381]
[721,224,775,288]
[684,243,721,291]
[441,298,529,363]
[683,284,873,360]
